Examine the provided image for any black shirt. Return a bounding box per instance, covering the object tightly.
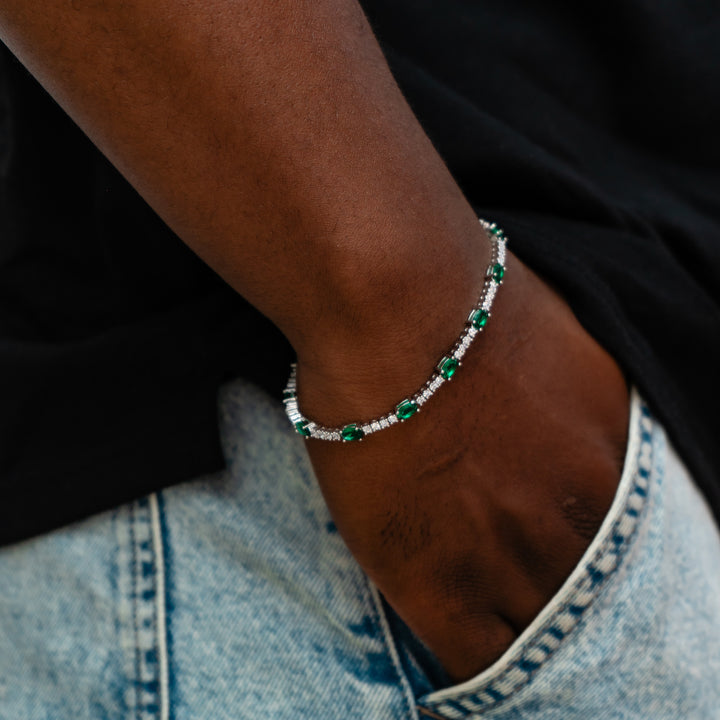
[1,0,719,545]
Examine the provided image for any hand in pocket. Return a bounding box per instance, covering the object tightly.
[303,252,630,682]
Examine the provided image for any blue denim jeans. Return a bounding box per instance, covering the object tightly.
[1,379,719,719]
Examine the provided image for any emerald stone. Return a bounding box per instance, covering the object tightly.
[471,309,489,330]
[438,356,459,380]
[294,421,311,437]
[489,225,505,238]
[395,399,418,421]
[283,390,296,401]
[341,424,365,442]
[491,263,505,282]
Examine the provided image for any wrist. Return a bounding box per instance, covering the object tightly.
[290,212,496,426]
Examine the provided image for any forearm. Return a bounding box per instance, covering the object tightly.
[0,0,488,392]
[1,2,633,682]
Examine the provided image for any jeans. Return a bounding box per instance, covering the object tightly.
[1,379,719,719]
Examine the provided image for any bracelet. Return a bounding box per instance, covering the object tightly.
[283,218,507,441]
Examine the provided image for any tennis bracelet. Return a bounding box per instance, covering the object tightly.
[283,218,507,441]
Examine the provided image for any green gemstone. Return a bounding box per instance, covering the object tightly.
[294,421,311,437]
[471,309,489,330]
[438,356,459,380]
[395,399,419,421]
[491,263,505,282]
[341,424,365,442]
[489,225,505,238]
[283,390,296,401]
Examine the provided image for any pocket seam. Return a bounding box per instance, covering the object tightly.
[365,577,423,720]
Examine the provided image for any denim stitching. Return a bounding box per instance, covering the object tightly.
[118,497,163,720]
[419,399,655,719]
[149,493,170,720]
[129,501,141,719]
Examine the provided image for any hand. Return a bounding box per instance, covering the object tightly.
[298,251,629,682]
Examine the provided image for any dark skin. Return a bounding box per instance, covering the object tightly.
[0,0,628,681]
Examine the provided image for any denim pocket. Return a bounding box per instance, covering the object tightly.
[376,387,656,719]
